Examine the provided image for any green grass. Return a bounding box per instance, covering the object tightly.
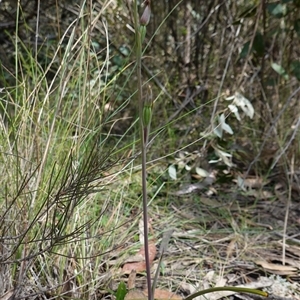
[0,2,140,296]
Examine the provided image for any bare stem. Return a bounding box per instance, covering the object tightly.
[134,1,152,300]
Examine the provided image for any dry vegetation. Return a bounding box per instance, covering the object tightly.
[0,0,300,299]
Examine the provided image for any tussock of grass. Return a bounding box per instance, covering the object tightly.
[0,2,139,297]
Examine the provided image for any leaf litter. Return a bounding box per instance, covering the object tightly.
[105,174,300,300]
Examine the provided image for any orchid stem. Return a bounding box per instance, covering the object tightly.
[133,1,152,300]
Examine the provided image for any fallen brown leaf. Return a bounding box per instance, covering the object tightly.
[123,242,157,273]
[123,261,147,273]
[143,288,182,300]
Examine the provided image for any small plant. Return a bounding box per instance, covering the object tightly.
[134,0,153,298]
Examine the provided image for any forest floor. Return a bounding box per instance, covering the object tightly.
[99,172,300,300]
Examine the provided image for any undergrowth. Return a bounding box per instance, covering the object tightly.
[0,0,300,299]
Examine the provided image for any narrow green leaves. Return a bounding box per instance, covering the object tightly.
[142,105,152,127]
[139,25,147,45]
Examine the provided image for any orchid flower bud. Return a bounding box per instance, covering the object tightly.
[140,3,151,26]
[142,85,153,127]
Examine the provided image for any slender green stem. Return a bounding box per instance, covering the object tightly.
[134,1,152,300]
[184,287,268,300]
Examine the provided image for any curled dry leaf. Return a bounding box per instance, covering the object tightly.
[226,238,236,258]
[235,175,270,189]
[128,270,137,290]
[122,242,157,273]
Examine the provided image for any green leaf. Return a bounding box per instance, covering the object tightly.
[195,167,209,177]
[233,93,254,119]
[112,55,124,68]
[240,33,265,58]
[240,41,250,59]
[213,146,233,167]
[267,3,287,18]
[142,105,152,127]
[271,63,289,80]
[253,32,265,57]
[291,61,300,80]
[214,125,223,138]
[219,113,233,135]
[119,45,130,56]
[115,281,127,300]
[228,104,241,121]
[168,165,177,180]
[139,25,147,44]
